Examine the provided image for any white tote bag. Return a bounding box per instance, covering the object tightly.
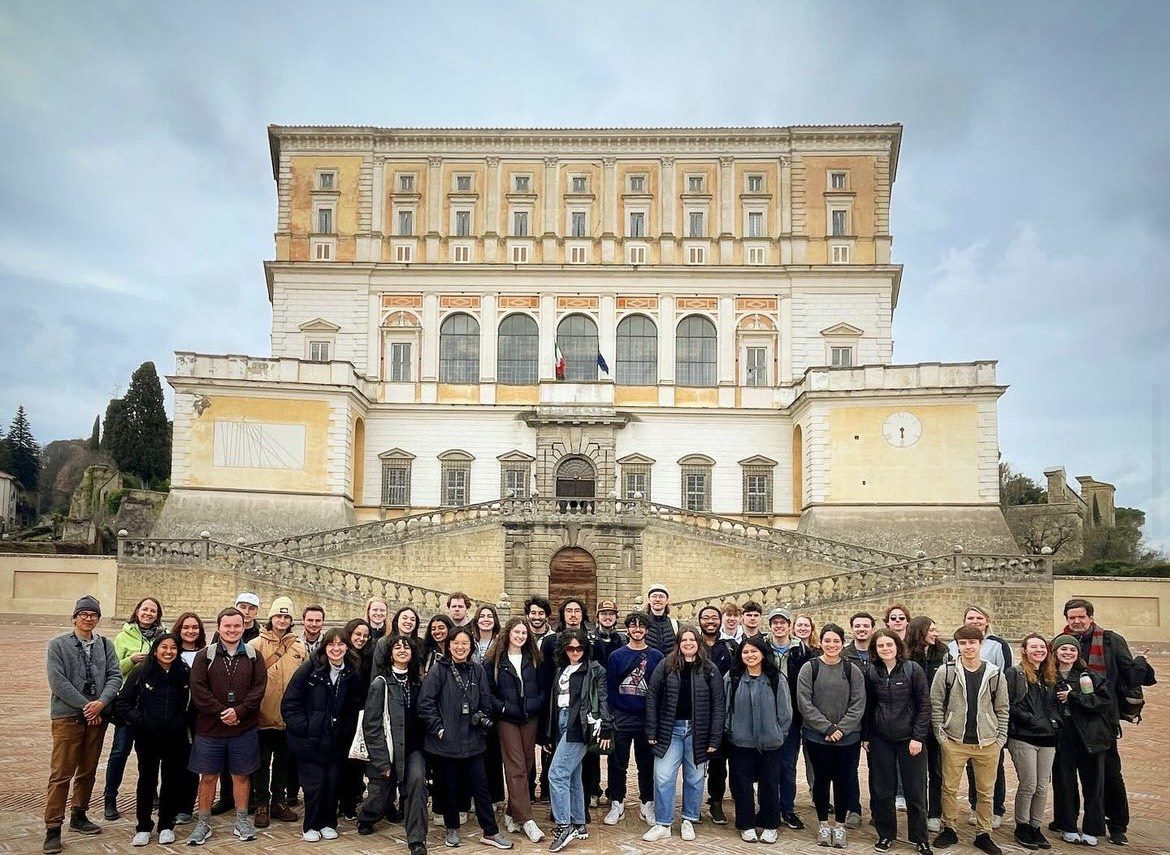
[348,676,393,763]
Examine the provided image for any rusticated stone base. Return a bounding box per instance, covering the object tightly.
[798,505,1019,556]
[151,488,355,541]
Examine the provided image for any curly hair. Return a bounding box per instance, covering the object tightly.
[554,627,592,668]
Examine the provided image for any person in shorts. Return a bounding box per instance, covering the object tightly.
[186,608,268,845]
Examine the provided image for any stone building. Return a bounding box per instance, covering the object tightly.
[148,124,1029,617]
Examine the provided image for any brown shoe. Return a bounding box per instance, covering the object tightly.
[254,804,270,829]
[271,802,298,823]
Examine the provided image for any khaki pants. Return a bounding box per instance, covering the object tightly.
[939,738,998,833]
[45,717,108,828]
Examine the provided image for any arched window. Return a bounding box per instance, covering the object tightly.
[675,315,717,387]
[616,315,658,385]
[497,314,538,385]
[556,314,598,381]
[439,313,479,383]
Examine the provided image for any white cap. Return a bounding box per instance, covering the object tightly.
[647,582,669,597]
[235,592,260,608]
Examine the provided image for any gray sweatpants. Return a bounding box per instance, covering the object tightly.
[1007,738,1055,826]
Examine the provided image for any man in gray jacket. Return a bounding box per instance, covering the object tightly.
[43,595,122,854]
[930,624,1009,855]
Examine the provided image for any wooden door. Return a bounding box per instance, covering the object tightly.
[548,546,597,615]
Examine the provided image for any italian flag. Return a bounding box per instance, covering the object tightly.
[555,344,566,380]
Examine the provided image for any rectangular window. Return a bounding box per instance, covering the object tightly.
[456,174,472,192]
[318,171,335,190]
[381,463,410,507]
[398,174,414,192]
[682,470,710,512]
[629,175,645,193]
[571,211,587,238]
[747,211,764,238]
[629,211,645,238]
[570,245,587,264]
[623,467,650,500]
[452,244,470,263]
[688,211,704,238]
[395,244,413,263]
[398,210,413,236]
[514,175,530,192]
[441,464,470,506]
[308,340,330,362]
[313,240,332,261]
[510,244,529,264]
[747,174,763,192]
[628,245,646,265]
[513,211,529,237]
[390,342,412,381]
[831,209,848,236]
[747,246,766,265]
[744,471,771,514]
[746,346,768,387]
[316,207,333,234]
[830,171,846,190]
[571,176,587,192]
[501,466,529,499]
[831,244,851,264]
[688,175,703,192]
[454,210,471,237]
[831,346,854,367]
[687,245,706,265]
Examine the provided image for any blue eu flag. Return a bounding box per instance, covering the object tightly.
[597,353,610,375]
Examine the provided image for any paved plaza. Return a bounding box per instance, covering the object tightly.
[2,623,1167,854]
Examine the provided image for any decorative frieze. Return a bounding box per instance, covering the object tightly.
[557,296,599,310]
[439,295,481,309]
[616,296,659,310]
[676,297,718,311]
[382,294,423,308]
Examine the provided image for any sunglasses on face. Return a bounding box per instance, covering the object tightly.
[566,645,584,652]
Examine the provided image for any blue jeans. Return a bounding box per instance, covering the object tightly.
[653,721,705,826]
[104,724,135,800]
[777,723,802,814]
[549,709,588,826]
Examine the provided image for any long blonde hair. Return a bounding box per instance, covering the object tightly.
[1018,633,1057,685]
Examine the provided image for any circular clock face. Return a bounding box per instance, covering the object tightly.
[882,412,922,448]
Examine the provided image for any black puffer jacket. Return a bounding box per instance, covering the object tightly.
[281,660,363,762]
[1056,665,1116,754]
[543,660,612,746]
[1005,667,1060,743]
[484,651,545,724]
[644,612,678,656]
[645,660,725,765]
[862,659,929,743]
[115,659,192,739]
[418,657,493,758]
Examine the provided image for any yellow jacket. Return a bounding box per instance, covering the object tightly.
[248,628,308,729]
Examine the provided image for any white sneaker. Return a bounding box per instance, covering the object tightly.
[681,820,695,841]
[1063,832,1084,845]
[320,827,338,840]
[927,818,942,833]
[158,829,175,845]
[639,802,655,825]
[991,814,1003,829]
[502,814,519,833]
[604,802,625,825]
[522,820,544,843]
[303,830,322,842]
[1082,834,1099,847]
[132,831,151,847]
[967,813,977,826]
[895,796,907,812]
[760,828,779,844]
[642,824,671,842]
[741,829,759,842]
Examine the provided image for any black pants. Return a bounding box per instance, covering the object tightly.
[485,728,506,804]
[804,739,862,823]
[430,752,499,836]
[728,744,781,831]
[868,736,928,844]
[133,733,189,833]
[605,730,654,804]
[337,758,366,817]
[286,754,300,803]
[1052,731,1106,837]
[583,751,601,800]
[965,747,1006,815]
[358,750,429,845]
[297,758,340,833]
[925,732,943,819]
[707,736,728,805]
[1103,743,1129,834]
[253,729,288,805]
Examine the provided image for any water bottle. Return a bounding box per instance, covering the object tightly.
[1079,673,1094,694]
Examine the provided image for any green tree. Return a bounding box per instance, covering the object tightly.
[89,415,100,451]
[1082,507,1148,564]
[119,362,171,483]
[999,461,1045,507]
[5,405,41,490]
[101,397,130,469]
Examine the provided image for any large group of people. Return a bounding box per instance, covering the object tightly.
[43,586,1156,855]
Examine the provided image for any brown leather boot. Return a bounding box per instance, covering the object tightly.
[253,804,270,829]
[271,801,298,823]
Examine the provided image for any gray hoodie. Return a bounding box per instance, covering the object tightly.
[47,631,122,719]
[724,670,793,751]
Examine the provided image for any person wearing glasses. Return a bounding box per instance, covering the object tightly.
[43,596,122,855]
[885,605,911,641]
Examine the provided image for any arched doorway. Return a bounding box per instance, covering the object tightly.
[555,456,596,512]
[549,547,597,615]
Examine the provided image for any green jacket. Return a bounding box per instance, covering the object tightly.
[114,622,154,677]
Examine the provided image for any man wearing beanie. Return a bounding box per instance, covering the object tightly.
[643,584,678,655]
[247,596,307,828]
[43,596,122,854]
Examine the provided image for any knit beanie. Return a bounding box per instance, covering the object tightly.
[268,596,295,618]
[72,594,101,618]
[647,582,669,597]
[1051,633,1080,652]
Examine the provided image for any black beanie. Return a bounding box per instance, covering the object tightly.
[72,594,102,618]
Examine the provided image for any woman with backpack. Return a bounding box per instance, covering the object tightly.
[906,616,950,833]
[862,629,932,855]
[1050,634,1114,847]
[543,627,611,853]
[1005,633,1059,850]
[724,636,792,843]
[643,625,725,844]
[484,617,547,844]
[114,633,191,847]
[797,623,866,849]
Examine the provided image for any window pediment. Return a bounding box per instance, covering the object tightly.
[678,453,715,466]
[738,454,778,467]
[378,447,416,460]
[298,318,341,332]
[438,449,475,462]
[497,450,535,463]
[617,453,656,465]
[820,322,863,337]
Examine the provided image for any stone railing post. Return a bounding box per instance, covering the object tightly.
[200,530,211,562]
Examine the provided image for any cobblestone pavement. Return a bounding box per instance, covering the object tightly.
[2,623,1167,854]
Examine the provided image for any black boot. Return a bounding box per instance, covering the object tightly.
[1032,826,1052,850]
[102,796,119,821]
[68,810,101,835]
[1015,822,1038,850]
[42,827,62,854]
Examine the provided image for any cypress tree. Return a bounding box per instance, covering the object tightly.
[89,415,100,451]
[102,397,130,470]
[5,405,41,490]
[121,362,171,483]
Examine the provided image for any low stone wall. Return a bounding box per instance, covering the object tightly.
[0,554,117,617]
[799,505,1019,555]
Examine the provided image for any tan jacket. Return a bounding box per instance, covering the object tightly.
[249,628,308,729]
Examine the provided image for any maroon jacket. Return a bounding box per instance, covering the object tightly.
[190,642,268,738]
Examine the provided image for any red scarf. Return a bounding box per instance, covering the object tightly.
[1064,623,1107,676]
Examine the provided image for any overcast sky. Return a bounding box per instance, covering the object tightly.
[1,1,1167,550]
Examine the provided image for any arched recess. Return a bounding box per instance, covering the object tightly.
[556,313,599,381]
[792,424,804,514]
[549,547,597,614]
[351,417,365,502]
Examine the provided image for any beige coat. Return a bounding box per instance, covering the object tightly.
[249,628,308,729]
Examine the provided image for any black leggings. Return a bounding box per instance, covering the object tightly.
[803,739,862,823]
[429,752,499,836]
